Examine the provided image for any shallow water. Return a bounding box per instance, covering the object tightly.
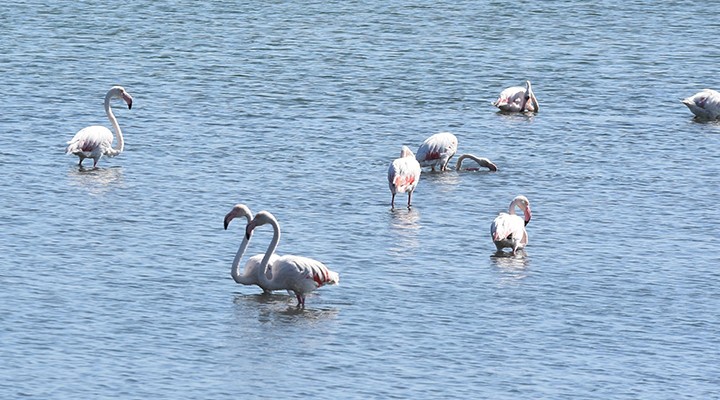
[1,1,719,398]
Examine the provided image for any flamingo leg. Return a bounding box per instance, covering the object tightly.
[295,292,305,308]
[407,191,413,209]
[391,193,396,210]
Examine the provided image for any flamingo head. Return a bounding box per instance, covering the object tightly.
[245,211,274,240]
[224,204,253,230]
[512,195,532,226]
[400,145,414,158]
[110,86,133,110]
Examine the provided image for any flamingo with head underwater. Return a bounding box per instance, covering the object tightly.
[224,204,280,294]
[245,210,339,307]
[492,80,539,113]
[415,132,458,172]
[490,195,532,254]
[66,86,133,168]
[681,89,720,119]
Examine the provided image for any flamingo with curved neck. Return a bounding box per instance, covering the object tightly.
[490,195,532,254]
[246,211,339,307]
[455,154,498,171]
[492,80,539,113]
[66,86,133,168]
[224,204,278,293]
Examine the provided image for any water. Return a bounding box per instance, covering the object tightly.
[1,1,719,398]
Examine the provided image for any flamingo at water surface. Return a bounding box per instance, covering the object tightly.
[388,145,422,209]
[681,89,720,119]
[66,86,133,168]
[245,211,339,308]
[224,204,280,294]
[415,132,458,172]
[455,153,498,172]
[490,195,532,254]
[492,80,539,113]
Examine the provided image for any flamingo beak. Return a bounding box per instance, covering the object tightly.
[524,206,532,226]
[245,223,254,240]
[223,215,232,230]
[123,92,133,110]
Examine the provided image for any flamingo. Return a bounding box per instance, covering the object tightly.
[681,89,720,119]
[245,211,339,307]
[415,132,458,171]
[490,195,532,254]
[66,86,133,168]
[492,80,539,113]
[388,145,422,209]
[455,153,498,172]
[223,204,280,294]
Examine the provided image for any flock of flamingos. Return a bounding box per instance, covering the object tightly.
[65,83,720,307]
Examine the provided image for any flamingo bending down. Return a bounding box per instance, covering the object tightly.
[66,86,133,168]
[245,211,339,307]
[455,153,498,172]
[492,80,539,113]
[681,89,720,119]
[388,146,422,209]
[415,132,458,171]
[224,204,280,294]
[490,195,532,254]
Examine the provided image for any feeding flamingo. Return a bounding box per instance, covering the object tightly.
[490,195,532,254]
[492,80,539,113]
[224,204,280,294]
[66,86,133,168]
[415,132,458,171]
[681,89,720,119]
[245,211,339,307]
[388,145,422,209]
[455,153,498,172]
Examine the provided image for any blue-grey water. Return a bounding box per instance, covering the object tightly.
[2,1,719,398]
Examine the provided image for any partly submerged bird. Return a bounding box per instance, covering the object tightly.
[492,80,539,113]
[490,195,532,254]
[681,89,720,120]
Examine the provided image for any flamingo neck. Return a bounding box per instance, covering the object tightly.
[104,92,124,154]
[509,201,518,216]
[256,216,282,290]
[231,215,256,285]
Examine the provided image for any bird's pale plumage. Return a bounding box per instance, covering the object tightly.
[455,153,498,172]
[490,195,532,254]
[66,86,133,167]
[245,211,339,307]
[682,89,720,119]
[388,146,422,209]
[415,132,458,171]
[492,80,539,113]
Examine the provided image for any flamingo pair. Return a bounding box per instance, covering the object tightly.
[388,132,498,209]
[224,204,339,307]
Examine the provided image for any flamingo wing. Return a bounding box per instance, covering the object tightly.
[493,86,525,111]
[683,89,720,119]
[490,213,525,242]
[66,125,113,156]
[388,157,421,194]
[415,132,458,168]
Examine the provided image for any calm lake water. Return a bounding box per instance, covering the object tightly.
[1,1,719,398]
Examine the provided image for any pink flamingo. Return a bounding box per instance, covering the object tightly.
[490,195,532,254]
[245,211,339,307]
[681,89,720,119]
[388,145,422,209]
[415,132,458,171]
[492,81,539,113]
[455,154,498,172]
[66,86,133,168]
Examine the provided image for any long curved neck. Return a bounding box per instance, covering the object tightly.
[509,201,517,215]
[231,215,255,284]
[104,92,124,154]
[256,216,282,290]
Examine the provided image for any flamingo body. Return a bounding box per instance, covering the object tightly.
[246,211,339,307]
[388,146,422,209]
[492,81,539,113]
[490,195,532,254]
[66,86,133,167]
[415,132,458,171]
[682,89,720,119]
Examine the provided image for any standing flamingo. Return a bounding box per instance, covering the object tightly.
[224,204,280,294]
[388,146,422,209]
[415,132,458,171]
[492,80,539,113]
[455,153,498,172]
[245,211,339,307]
[490,195,532,254]
[66,86,133,168]
[681,89,720,119]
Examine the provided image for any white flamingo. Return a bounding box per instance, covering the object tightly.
[388,146,422,209]
[224,204,280,294]
[66,86,133,168]
[415,132,458,171]
[492,80,539,113]
[490,195,532,254]
[455,153,498,172]
[681,89,720,119]
[245,211,339,307]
